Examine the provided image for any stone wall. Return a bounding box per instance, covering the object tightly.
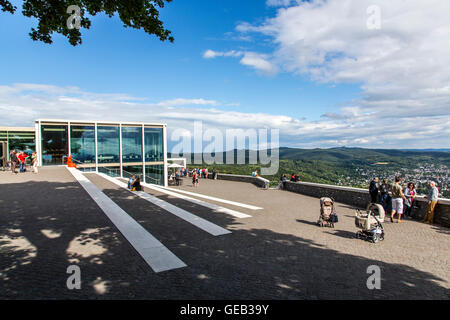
[215,173,269,188]
[284,181,450,228]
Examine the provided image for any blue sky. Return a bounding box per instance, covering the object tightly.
[0,0,449,149]
[0,0,360,119]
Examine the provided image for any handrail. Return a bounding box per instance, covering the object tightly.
[98,167,160,185]
[145,174,160,185]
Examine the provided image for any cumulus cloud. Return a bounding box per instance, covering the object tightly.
[266,0,298,7]
[233,0,450,146]
[239,52,278,75]
[203,49,243,59]
[203,49,278,75]
[157,98,219,108]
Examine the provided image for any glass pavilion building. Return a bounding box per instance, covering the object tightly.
[2,119,168,186]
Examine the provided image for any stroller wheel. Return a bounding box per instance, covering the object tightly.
[372,234,379,243]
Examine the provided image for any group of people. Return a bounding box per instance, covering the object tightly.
[9,150,38,174]
[279,173,300,189]
[369,176,439,224]
[127,175,142,191]
[189,168,219,187]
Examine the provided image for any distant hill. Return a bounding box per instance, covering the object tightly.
[277,147,450,166]
[169,147,450,167]
[169,147,450,196]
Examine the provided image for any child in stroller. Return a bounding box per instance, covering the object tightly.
[317,197,338,227]
[355,203,385,243]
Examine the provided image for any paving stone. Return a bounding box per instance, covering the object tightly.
[0,168,449,299]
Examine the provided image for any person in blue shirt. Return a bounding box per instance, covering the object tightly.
[128,175,135,189]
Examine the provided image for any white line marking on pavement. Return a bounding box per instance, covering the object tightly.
[163,186,263,210]
[97,173,233,235]
[67,167,186,273]
[140,182,252,219]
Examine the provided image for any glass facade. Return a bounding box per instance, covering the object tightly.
[0,130,36,157]
[41,125,68,166]
[31,120,166,185]
[122,126,142,163]
[0,131,6,147]
[144,127,163,162]
[98,166,121,177]
[123,165,144,179]
[97,126,120,164]
[145,164,164,186]
[70,125,95,164]
[8,131,35,154]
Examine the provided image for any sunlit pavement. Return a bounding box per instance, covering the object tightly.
[1,167,449,299]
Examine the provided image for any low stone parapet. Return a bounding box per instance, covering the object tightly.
[215,173,269,188]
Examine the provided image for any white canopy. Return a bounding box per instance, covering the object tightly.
[168,163,184,168]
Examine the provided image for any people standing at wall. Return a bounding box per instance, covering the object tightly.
[369,177,379,203]
[31,152,38,174]
[390,176,406,223]
[403,182,417,219]
[423,181,439,224]
[175,170,180,186]
[281,174,287,190]
[379,179,390,213]
[192,170,197,187]
[18,151,28,173]
[9,150,18,174]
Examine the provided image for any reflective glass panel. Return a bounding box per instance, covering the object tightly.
[122,126,142,163]
[70,125,95,164]
[145,164,164,186]
[8,131,35,154]
[41,125,68,166]
[98,166,121,177]
[144,127,163,162]
[123,165,143,179]
[97,126,120,164]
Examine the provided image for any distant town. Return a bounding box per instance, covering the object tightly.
[345,163,449,198]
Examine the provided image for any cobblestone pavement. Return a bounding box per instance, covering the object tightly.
[1,168,449,299]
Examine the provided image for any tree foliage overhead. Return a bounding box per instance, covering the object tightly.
[0,0,174,46]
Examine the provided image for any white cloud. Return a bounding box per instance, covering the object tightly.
[203,50,278,75]
[239,52,278,75]
[157,98,219,108]
[203,49,243,59]
[266,0,298,7]
[0,83,449,149]
[233,0,450,146]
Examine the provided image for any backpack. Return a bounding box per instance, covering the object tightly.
[330,213,339,223]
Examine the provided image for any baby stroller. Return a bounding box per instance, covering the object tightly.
[317,197,338,227]
[355,203,385,243]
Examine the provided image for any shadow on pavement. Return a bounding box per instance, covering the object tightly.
[1,179,449,300]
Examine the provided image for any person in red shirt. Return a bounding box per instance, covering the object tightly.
[18,151,28,172]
